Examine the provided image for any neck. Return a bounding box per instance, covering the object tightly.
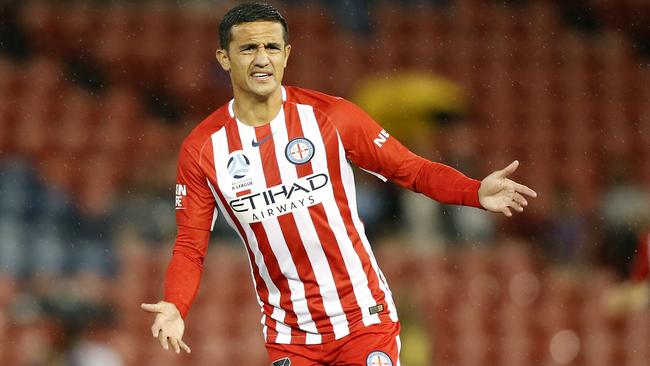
[232,87,283,127]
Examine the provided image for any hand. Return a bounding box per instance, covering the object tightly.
[478,160,537,217]
[141,301,191,354]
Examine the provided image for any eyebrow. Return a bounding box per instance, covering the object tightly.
[239,42,283,50]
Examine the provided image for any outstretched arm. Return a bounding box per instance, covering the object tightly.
[478,160,537,217]
[328,98,536,212]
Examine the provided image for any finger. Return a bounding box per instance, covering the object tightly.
[510,201,524,212]
[513,181,537,198]
[505,194,524,212]
[158,330,169,351]
[141,303,162,313]
[502,206,512,217]
[179,339,192,354]
[497,160,519,178]
[512,192,528,207]
[169,337,181,354]
[503,195,524,212]
[150,316,164,338]
[151,323,161,338]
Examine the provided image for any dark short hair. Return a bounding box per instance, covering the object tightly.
[218,2,289,50]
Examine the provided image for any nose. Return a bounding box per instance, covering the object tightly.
[253,46,270,67]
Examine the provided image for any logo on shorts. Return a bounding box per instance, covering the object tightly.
[366,351,393,366]
[271,357,291,366]
[227,151,251,179]
[285,137,315,165]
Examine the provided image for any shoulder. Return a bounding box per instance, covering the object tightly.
[284,85,363,118]
[181,102,231,155]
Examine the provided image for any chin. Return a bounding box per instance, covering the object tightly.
[250,83,280,98]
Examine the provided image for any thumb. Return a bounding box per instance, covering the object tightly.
[141,302,163,313]
[497,160,519,178]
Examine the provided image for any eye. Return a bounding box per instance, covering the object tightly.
[241,45,256,53]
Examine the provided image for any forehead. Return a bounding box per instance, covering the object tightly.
[230,21,285,44]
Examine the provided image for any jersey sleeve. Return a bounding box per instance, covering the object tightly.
[164,140,217,318]
[329,98,483,208]
[163,225,210,318]
[175,142,218,230]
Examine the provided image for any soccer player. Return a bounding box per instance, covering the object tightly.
[141,2,537,365]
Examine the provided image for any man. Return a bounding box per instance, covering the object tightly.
[141,2,537,365]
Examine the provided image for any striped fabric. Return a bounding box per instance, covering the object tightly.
[178,86,399,344]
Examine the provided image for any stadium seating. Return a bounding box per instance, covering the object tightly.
[1,0,649,364]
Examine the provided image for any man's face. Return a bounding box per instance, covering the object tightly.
[217,21,290,100]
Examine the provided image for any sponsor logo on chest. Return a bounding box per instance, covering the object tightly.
[228,172,329,223]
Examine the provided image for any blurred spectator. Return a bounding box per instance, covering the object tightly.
[544,185,589,262]
[435,115,495,245]
[604,230,650,315]
[599,162,650,278]
[6,293,123,366]
[326,0,373,36]
[353,72,494,246]
[354,72,467,153]
[631,230,650,283]
[0,0,647,364]
[0,154,132,284]
[281,0,453,37]
[556,0,602,34]
[0,158,69,278]
[68,154,120,278]
[279,0,374,35]
[0,1,30,60]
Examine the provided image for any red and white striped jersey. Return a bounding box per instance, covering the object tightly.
[165,86,483,345]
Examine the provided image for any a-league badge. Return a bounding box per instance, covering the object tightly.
[366,351,393,366]
[271,357,291,366]
[227,151,251,179]
[285,137,315,165]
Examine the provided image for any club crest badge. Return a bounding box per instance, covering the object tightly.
[285,137,315,165]
[366,351,393,366]
[271,357,291,366]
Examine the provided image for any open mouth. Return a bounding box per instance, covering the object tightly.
[251,72,272,81]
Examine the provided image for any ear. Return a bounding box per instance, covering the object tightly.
[216,49,230,72]
[283,44,291,68]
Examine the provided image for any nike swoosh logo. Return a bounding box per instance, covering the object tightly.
[252,132,275,147]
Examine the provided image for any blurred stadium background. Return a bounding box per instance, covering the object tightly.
[0,0,649,365]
